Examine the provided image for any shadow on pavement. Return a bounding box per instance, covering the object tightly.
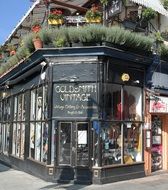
[40,183,88,190]
[0,163,11,172]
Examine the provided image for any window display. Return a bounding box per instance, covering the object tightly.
[124,123,142,164]
[102,84,142,121]
[101,122,142,166]
[12,94,25,158]
[101,123,121,166]
[29,85,48,163]
[0,99,11,154]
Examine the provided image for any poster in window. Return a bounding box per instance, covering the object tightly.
[78,131,87,144]
[152,136,161,145]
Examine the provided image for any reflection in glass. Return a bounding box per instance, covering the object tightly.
[124,123,142,164]
[124,86,142,121]
[30,123,35,158]
[35,122,41,161]
[77,123,89,166]
[42,123,48,163]
[59,123,71,165]
[101,123,121,166]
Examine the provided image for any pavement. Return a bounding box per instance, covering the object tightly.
[0,163,168,190]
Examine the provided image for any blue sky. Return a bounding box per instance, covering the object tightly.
[0,1,33,45]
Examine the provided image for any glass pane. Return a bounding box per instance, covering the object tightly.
[124,86,142,121]
[102,84,121,120]
[14,97,17,121]
[59,122,71,165]
[30,90,36,120]
[151,116,162,171]
[20,123,25,159]
[16,124,21,157]
[93,121,100,166]
[101,123,121,166]
[77,123,89,166]
[12,123,17,155]
[22,94,26,121]
[42,122,48,163]
[124,123,142,164]
[18,95,22,121]
[42,85,48,120]
[36,88,43,120]
[35,122,41,161]
[30,123,35,158]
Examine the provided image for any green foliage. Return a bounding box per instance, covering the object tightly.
[163,0,168,10]
[22,33,35,53]
[155,31,164,43]
[100,0,109,6]
[38,28,52,45]
[3,24,168,76]
[161,30,168,41]
[142,8,157,21]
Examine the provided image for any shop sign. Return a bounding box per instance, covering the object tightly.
[107,0,122,18]
[53,83,98,118]
[150,96,168,113]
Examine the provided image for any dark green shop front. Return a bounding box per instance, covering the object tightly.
[0,47,150,184]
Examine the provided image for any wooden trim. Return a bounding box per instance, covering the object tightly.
[50,0,88,12]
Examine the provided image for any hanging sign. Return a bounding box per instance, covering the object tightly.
[150,96,168,113]
[107,0,122,17]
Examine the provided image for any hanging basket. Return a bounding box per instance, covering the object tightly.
[48,19,64,25]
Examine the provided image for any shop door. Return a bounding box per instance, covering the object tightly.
[151,116,162,171]
[58,121,90,167]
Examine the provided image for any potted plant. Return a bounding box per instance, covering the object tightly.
[31,21,43,49]
[32,33,43,50]
[31,21,41,33]
[48,9,64,25]
[142,8,156,22]
[7,43,17,56]
[85,4,102,23]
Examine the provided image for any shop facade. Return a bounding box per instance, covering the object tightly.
[0,46,152,184]
[144,61,168,175]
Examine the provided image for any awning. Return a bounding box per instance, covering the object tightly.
[130,0,168,17]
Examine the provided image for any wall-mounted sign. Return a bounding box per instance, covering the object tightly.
[150,96,168,113]
[107,0,122,18]
[121,73,130,81]
[52,83,98,118]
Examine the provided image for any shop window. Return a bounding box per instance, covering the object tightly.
[102,84,143,121]
[29,85,48,163]
[12,123,25,158]
[124,123,142,164]
[101,122,142,166]
[0,98,11,154]
[101,123,121,166]
[12,94,26,158]
[59,122,71,165]
[1,124,10,154]
[102,84,121,120]
[124,86,142,121]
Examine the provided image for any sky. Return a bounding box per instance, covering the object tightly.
[0,0,33,45]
